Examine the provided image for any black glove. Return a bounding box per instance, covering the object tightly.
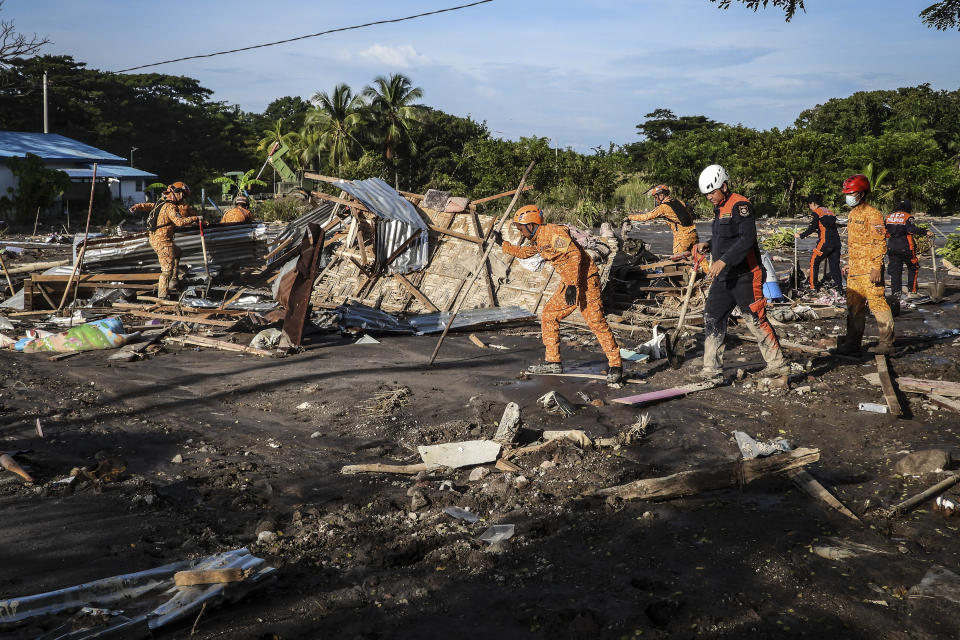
[564,285,577,305]
[490,229,503,245]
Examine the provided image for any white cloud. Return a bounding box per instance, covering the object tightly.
[358,44,432,68]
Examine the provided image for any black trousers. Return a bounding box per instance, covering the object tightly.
[810,245,842,290]
[887,250,919,295]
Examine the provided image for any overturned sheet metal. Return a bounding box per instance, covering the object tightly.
[336,301,414,333]
[270,201,341,265]
[79,223,268,273]
[0,548,275,639]
[335,178,429,274]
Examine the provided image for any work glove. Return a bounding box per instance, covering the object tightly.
[490,229,503,245]
[564,285,577,306]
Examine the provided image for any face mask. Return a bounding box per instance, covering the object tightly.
[844,194,861,207]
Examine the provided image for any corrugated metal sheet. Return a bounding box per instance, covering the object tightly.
[80,224,268,273]
[334,178,429,274]
[407,306,536,334]
[61,165,157,179]
[0,132,126,162]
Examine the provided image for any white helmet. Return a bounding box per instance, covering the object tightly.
[699,164,730,194]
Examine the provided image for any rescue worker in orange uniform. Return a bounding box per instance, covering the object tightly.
[692,165,789,382]
[625,184,699,256]
[221,195,254,224]
[491,205,623,383]
[833,174,894,355]
[149,181,201,299]
[795,194,842,291]
[885,199,932,312]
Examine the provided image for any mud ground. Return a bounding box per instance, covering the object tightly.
[2,219,960,639]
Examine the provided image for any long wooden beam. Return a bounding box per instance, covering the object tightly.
[393,273,439,312]
[595,448,820,501]
[427,224,483,245]
[470,185,534,205]
[127,310,236,327]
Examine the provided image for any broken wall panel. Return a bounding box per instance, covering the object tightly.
[311,205,617,317]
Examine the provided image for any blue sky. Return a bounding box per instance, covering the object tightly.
[10,0,960,151]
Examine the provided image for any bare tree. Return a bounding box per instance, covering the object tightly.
[0,1,49,64]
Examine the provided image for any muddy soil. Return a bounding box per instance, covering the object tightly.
[2,220,960,639]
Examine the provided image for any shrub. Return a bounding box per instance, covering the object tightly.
[256,197,309,223]
[760,227,796,249]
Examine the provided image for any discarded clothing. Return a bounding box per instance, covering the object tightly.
[16,317,136,353]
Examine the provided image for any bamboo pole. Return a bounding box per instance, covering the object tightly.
[0,252,15,295]
[428,161,535,365]
[57,163,98,312]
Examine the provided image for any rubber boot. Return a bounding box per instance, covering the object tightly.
[869,308,895,355]
[157,273,170,299]
[888,294,901,318]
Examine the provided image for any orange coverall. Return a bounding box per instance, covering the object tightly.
[628,197,699,255]
[842,202,894,350]
[221,206,253,224]
[149,202,200,298]
[502,224,621,367]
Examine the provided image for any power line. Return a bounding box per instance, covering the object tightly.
[113,0,495,74]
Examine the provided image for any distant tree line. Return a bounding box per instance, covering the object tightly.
[1,55,959,224]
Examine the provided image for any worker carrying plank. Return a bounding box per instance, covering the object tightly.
[692,164,789,383]
[833,174,895,355]
[221,194,254,224]
[491,205,623,384]
[795,194,843,292]
[146,181,201,299]
[885,199,932,313]
[624,184,699,256]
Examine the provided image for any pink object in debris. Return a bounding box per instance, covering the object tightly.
[611,382,717,406]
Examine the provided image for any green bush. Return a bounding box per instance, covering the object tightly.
[256,197,309,223]
[937,233,960,266]
[761,227,796,249]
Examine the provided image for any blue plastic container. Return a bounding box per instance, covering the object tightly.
[762,281,784,301]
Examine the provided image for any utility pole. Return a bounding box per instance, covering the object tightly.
[42,71,49,133]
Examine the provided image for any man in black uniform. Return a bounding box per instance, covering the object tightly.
[795,194,842,292]
[885,200,932,313]
[691,164,789,383]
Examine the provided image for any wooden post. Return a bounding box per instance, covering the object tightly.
[0,252,15,295]
[57,163,98,312]
[428,161,535,365]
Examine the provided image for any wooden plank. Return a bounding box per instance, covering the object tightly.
[863,373,960,398]
[470,211,497,307]
[611,381,719,405]
[33,283,57,310]
[595,448,820,501]
[470,185,533,205]
[874,354,903,417]
[166,335,273,356]
[128,311,236,327]
[393,273,439,312]
[787,469,861,523]
[341,462,428,475]
[427,224,483,245]
[263,237,293,260]
[174,569,245,586]
[5,259,70,275]
[636,259,694,271]
[33,273,161,283]
[929,394,960,413]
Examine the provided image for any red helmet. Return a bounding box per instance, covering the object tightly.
[842,174,870,194]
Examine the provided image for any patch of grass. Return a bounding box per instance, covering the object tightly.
[760,227,796,250]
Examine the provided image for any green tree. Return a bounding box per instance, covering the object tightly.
[212,168,268,200]
[304,83,366,173]
[710,0,960,30]
[362,73,424,185]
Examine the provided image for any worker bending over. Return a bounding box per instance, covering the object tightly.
[885,199,932,312]
[149,181,201,299]
[692,164,789,383]
[492,205,623,383]
[221,195,254,224]
[795,194,842,292]
[834,174,894,355]
[626,184,699,256]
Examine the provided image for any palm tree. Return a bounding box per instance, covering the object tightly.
[861,161,895,204]
[304,83,367,173]
[257,119,301,154]
[362,73,424,184]
[212,169,268,200]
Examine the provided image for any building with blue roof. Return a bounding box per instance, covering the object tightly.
[0,131,157,205]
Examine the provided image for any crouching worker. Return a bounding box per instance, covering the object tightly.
[692,164,789,383]
[626,184,699,257]
[491,205,623,383]
[221,194,253,223]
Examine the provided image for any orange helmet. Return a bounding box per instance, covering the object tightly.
[514,205,543,226]
[169,181,190,195]
[646,184,669,197]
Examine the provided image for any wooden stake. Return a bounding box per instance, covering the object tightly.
[341,462,428,475]
[429,161,535,365]
[787,469,861,523]
[875,354,903,417]
[57,163,97,312]
[0,251,15,295]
